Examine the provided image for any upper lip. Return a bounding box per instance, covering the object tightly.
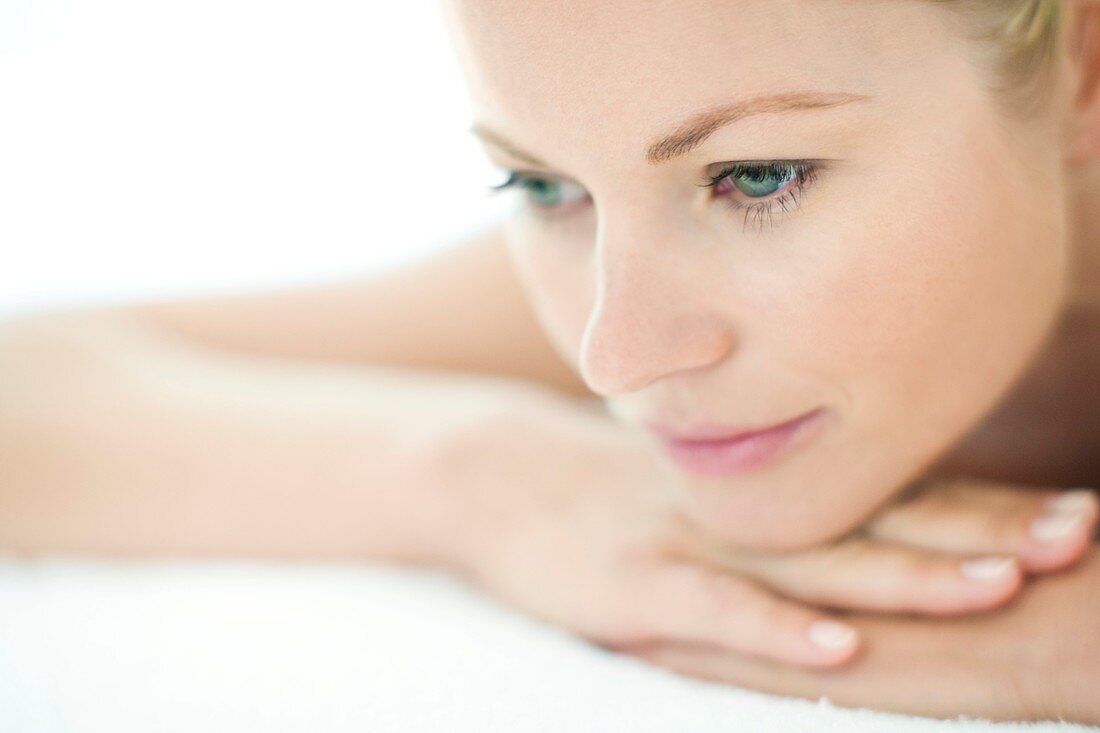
[644,407,823,443]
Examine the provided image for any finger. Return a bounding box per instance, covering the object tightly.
[864,481,1100,573]
[626,636,1030,723]
[628,641,868,712]
[709,536,1023,615]
[625,561,861,669]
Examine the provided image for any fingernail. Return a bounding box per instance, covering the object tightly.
[1044,488,1098,515]
[1030,489,1097,542]
[807,620,858,650]
[1030,512,1089,542]
[960,556,1017,581]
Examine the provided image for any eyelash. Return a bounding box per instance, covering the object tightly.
[698,160,820,232]
[486,160,820,232]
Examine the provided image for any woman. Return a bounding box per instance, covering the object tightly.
[428,0,1100,720]
[1,0,1098,723]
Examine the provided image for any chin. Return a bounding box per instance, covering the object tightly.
[679,485,872,552]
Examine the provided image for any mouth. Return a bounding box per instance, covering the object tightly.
[649,407,829,477]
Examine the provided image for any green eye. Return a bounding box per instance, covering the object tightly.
[487,170,589,210]
[521,178,565,207]
[700,160,820,232]
[729,165,796,198]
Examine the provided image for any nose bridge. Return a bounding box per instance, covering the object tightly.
[578,212,735,396]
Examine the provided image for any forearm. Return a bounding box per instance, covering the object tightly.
[0,308,557,568]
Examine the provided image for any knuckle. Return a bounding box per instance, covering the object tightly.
[978,509,1029,547]
[686,569,780,637]
[866,497,939,537]
[899,476,961,509]
[898,553,953,588]
[825,540,961,609]
[737,591,782,627]
[867,553,949,607]
[692,568,755,613]
[727,587,805,641]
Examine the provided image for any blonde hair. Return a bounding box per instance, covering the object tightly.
[932,0,1063,116]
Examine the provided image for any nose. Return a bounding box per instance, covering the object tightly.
[577,235,737,396]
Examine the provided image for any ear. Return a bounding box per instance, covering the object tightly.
[1066,0,1100,163]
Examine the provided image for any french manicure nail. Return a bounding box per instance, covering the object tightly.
[807,620,858,650]
[1044,488,1098,515]
[960,556,1017,581]
[1030,511,1089,542]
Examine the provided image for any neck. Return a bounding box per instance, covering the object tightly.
[927,166,1100,486]
[1067,163,1100,315]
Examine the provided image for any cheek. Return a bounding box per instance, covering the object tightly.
[497,130,1069,552]
[778,129,1067,508]
[834,164,1062,421]
[706,132,1068,550]
[503,213,596,368]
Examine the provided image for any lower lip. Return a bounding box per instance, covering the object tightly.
[657,408,829,477]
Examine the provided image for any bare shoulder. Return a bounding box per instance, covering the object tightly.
[129,221,595,398]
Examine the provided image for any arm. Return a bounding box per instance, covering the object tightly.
[1,221,1091,675]
[0,303,874,668]
[0,220,593,562]
[0,304,548,566]
[126,222,595,399]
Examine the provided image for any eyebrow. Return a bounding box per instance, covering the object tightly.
[469,90,869,168]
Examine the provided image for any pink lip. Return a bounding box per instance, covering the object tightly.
[651,407,829,477]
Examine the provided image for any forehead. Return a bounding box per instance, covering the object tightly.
[439,0,959,170]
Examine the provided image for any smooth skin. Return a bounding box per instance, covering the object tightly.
[632,549,1100,723]
[438,397,1099,671]
[68,219,1095,678]
[432,0,1100,720]
[1,0,1099,722]
[4,178,1096,716]
[438,0,1100,549]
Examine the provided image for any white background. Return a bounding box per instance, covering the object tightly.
[2,5,1097,731]
[0,0,510,317]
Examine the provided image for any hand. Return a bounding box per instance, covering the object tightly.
[439,390,1098,670]
[680,476,1099,615]
[627,543,1100,724]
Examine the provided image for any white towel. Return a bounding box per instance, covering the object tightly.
[0,558,1093,733]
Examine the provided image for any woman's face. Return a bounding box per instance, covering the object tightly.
[439,0,1073,549]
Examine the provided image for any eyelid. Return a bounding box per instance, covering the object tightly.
[490,168,552,185]
[697,158,822,188]
[701,160,823,231]
[487,159,825,230]
[488,161,580,185]
[487,169,591,216]
[487,169,586,192]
